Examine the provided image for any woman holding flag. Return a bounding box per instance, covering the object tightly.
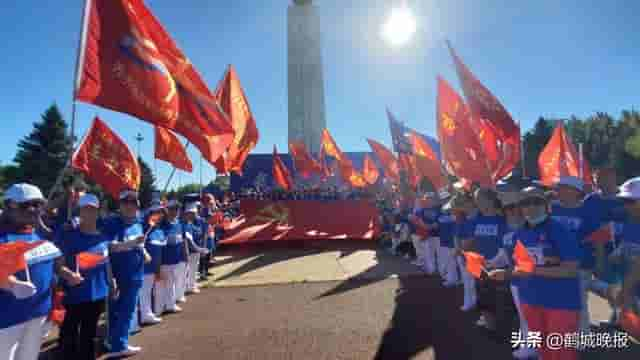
[1,183,62,360]
[55,194,110,360]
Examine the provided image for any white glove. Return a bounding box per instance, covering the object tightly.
[11,280,37,299]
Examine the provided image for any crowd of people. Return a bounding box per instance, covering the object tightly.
[2,168,640,360]
[1,181,231,360]
[376,168,640,360]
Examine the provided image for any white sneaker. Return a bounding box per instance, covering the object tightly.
[177,297,187,303]
[103,346,142,359]
[190,288,201,294]
[141,316,162,325]
[512,347,537,359]
[165,305,182,313]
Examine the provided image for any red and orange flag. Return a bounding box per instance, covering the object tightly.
[318,147,333,181]
[362,154,379,185]
[513,241,536,274]
[320,129,345,162]
[538,123,592,187]
[154,126,193,172]
[408,131,446,190]
[366,139,400,183]
[214,65,259,175]
[77,252,107,271]
[463,251,486,279]
[0,241,43,283]
[437,77,493,187]
[76,0,234,165]
[289,140,322,179]
[272,145,294,191]
[72,117,141,199]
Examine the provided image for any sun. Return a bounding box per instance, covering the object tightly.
[381,6,417,47]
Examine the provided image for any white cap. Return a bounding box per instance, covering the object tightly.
[184,202,198,214]
[78,193,100,208]
[4,183,44,204]
[618,177,640,200]
[119,189,139,200]
[555,176,584,192]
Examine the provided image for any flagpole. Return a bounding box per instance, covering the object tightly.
[578,142,584,179]
[519,120,526,178]
[162,141,191,193]
[199,154,203,196]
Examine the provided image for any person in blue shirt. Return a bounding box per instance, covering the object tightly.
[0,183,62,360]
[99,190,148,359]
[199,194,217,281]
[183,202,209,294]
[452,192,480,312]
[435,195,465,287]
[140,201,166,325]
[551,176,601,334]
[55,194,110,360]
[505,187,581,360]
[408,192,441,274]
[157,200,187,313]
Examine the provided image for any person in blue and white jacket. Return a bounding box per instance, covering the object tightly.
[183,202,209,295]
[158,200,187,313]
[140,201,166,325]
[0,183,62,360]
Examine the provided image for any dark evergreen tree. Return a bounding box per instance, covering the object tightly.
[138,157,157,208]
[13,105,72,194]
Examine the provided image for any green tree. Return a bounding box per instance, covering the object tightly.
[138,157,157,208]
[13,105,72,194]
[168,183,202,201]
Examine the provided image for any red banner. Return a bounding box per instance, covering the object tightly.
[538,123,592,186]
[219,200,380,244]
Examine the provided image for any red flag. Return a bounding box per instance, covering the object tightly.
[398,154,420,189]
[0,241,44,282]
[76,252,107,271]
[587,222,615,245]
[621,310,640,340]
[436,77,493,187]
[154,126,193,172]
[72,117,141,199]
[49,290,66,326]
[362,154,379,185]
[214,65,259,175]
[318,147,333,181]
[538,123,592,187]
[289,141,321,179]
[76,0,233,164]
[272,146,294,191]
[513,240,536,274]
[366,139,400,183]
[321,129,363,186]
[463,251,486,279]
[321,129,346,162]
[447,42,520,180]
[408,131,447,190]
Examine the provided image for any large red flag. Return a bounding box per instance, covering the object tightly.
[538,123,592,187]
[154,126,193,172]
[0,241,44,283]
[318,147,332,181]
[289,141,321,179]
[436,77,493,187]
[408,131,447,190]
[72,117,141,199]
[366,139,400,183]
[76,0,233,164]
[320,129,361,186]
[398,154,421,189]
[447,42,520,180]
[272,146,294,191]
[362,154,380,185]
[320,129,346,162]
[214,65,259,175]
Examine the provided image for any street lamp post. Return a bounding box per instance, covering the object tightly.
[135,133,144,159]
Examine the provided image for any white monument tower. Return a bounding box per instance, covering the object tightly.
[288,0,326,154]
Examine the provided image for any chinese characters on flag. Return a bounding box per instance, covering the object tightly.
[72,117,141,199]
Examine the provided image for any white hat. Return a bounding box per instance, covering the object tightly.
[555,176,584,192]
[119,189,139,200]
[184,202,198,214]
[78,193,100,208]
[618,177,640,200]
[4,183,44,204]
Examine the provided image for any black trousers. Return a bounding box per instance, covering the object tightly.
[58,299,106,360]
[199,253,211,279]
[477,279,518,338]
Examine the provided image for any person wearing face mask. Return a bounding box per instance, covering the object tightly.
[1,184,62,360]
[551,176,601,334]
[410,192,442,274]
[461,188,507,329]
[512,187,581,360]
[140,202,166,325]
[453,193,480,311]
[183,203,209,295]
[436,194,466,287]
[487,190,537,360]
[157,200,186,314]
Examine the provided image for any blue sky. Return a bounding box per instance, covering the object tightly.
[1,0,638,189]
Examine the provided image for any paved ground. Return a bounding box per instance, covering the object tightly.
[39,241,639,360]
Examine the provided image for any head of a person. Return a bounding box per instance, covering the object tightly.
[618,177,640,219]
[119,189,140,219]
[595,168,618,195]
[166,200,180,221]
[78,193,100,226]
[520,187,550,226]
[554,176,585,206]
[499,191,525,228]
[147,201,166,224]
[4,183,46,228]
[473,188,501,215]
[183,203,198,223]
